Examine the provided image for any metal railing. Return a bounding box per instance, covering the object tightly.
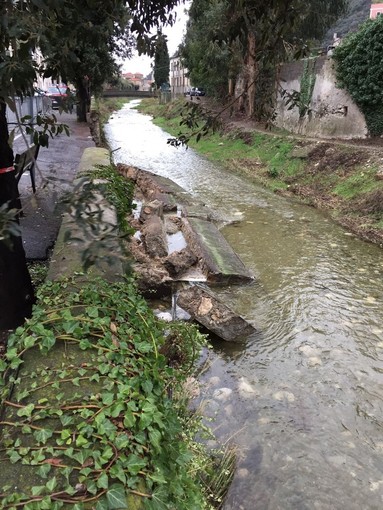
[6,96,52,146]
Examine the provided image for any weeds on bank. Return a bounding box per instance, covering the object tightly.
[135,99,303,183]
[0,276,230,509]
[136,98,383,241]
[88,165,135,235]
[96,98,131,126]
[333,168,379,199]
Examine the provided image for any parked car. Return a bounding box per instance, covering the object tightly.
[46,85,70,109]
[185,87,206,97]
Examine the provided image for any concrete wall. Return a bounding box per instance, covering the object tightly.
[274,56,368,139]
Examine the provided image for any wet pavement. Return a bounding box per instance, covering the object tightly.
[14,111,95,259]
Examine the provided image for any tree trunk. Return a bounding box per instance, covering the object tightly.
[0,101,35,330]
[233,32,257,117]
[245,32,257,118]
[76,79,90,123]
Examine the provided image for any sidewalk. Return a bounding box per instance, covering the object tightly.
[14,112,95,259]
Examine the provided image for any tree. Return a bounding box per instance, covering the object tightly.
[182,0,347,118]
[153,32,170,88]
[180,0,239,98]
[333,15,383,136]
[230,0,348,116]
[0,0,181,330]
[40,2,135,122]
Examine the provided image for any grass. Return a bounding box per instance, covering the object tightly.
[135,99,304,176]
[333,168,379,199]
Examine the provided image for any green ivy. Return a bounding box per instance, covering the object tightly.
[0,276,220,509]
[299,57,316,118]
[333,16,383,135]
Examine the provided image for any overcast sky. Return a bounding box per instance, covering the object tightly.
[122,1,191,76]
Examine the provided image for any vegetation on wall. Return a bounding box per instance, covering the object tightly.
[333,15,383,136]
[298,58,317,117]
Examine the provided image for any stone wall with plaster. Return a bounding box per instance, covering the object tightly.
[274,56,368,139]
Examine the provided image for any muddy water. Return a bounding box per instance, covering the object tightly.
[105,102,383,510]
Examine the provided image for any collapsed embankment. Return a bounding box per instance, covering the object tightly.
[117,163,256,342]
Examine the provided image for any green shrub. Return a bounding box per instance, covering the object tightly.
[333,16,383,135]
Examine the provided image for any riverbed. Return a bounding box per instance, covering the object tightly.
[105,101,383,510]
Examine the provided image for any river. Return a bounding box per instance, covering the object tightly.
[105,101,383,510]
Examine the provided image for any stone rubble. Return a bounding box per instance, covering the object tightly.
[117,163,256,342]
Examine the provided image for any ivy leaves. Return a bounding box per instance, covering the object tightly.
[333,15,383,135]
[0,276,209,509]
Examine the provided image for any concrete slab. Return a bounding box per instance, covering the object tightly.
[47,148,124,282]
[177,284,256,342]
[181,217,254,285]
[135,170,194,210]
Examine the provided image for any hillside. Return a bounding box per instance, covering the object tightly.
[324,0,370,44]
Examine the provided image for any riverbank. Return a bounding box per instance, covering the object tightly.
[135,98,383,248]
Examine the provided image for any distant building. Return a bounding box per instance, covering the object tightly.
[370,2,383,18]
[122,72,144,89]
[170,53,190,96]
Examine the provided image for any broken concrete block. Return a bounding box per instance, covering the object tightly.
[164,248,198,278]
[133,262,171,296]
[177,285,256,342]
[139,199,164,222]
[116,163,139,180]
[181,217,254,284]
[165,216,182,235]
[142,216,168,258]
[135,170,193,210]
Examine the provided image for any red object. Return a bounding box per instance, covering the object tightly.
[0,166,14,174]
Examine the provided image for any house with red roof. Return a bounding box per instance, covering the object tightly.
[370,2,383,18]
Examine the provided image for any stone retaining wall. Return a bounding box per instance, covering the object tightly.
[274,56,368,139]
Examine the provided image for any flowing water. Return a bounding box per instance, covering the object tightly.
[105,102,383,510]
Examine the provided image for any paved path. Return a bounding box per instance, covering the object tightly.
[14,112,95,259]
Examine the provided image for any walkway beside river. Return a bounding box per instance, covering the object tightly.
[15,112,94,260]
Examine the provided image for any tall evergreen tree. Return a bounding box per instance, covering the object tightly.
[153,33,170,88]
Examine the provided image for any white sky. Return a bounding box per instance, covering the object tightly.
[122,1,191,77]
